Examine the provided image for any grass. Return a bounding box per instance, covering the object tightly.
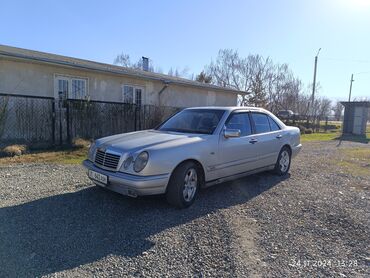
[0,138,91,165]
[301,123,370,143]
[0,147,87,165]
[335,148,370,178]
[301,131,341,142]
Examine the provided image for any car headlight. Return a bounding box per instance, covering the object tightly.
[120,155,134,172]
[133,151,149,172]
[88,141,96,161]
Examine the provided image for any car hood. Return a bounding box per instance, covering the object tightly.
[96,130,207,154]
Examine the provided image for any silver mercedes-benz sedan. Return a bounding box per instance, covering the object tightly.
[83,107,302,208]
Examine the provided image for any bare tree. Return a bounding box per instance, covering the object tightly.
[113,53,131,67]
[167,67,190,78]
[265,63,303,114]
[195,71,212,83]
[206,50,274,107]
[206,49,241,89]
[206,49,306,110]
[316,97,332,118]
[113,52,154,72]
[332,101,344,121]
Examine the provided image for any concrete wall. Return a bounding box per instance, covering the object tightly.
[0,58,237,107]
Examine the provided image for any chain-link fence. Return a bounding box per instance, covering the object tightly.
[0,94,181,148]
[66,99,180,142]
[0,94,55,147]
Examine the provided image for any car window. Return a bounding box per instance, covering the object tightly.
[157,109,225,134]
[251,113,271,134]
[225,113,251,136]
[267,116,280,131]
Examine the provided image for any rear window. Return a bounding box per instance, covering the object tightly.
[268,116,280,131]
[251,113,271,134]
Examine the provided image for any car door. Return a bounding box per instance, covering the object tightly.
[217,112,260,178]
[249,112,284,167]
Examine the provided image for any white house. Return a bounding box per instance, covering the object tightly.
[0,45,244,107]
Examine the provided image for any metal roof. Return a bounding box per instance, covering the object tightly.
[340,101,370,107]
[0,44,247,95]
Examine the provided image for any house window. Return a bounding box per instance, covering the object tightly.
[71,79,87,99]
[123,86,134,103]
[57,79,69,101]
[135,88,142,106]
[122,85,143,105]
[55,75,88,100]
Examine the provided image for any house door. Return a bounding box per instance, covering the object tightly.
[56,78,69,144]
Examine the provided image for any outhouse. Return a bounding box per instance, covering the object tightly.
[340,101,370,136]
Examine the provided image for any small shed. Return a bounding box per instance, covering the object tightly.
[340,101,370,136]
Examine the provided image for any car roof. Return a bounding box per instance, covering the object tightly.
[185,106,266,112]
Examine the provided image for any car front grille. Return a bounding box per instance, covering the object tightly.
[94,149,120,170]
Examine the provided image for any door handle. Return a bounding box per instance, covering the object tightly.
[249,138,258,144]
[276,134,282,139]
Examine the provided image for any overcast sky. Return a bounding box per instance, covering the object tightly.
[1,0,369,101]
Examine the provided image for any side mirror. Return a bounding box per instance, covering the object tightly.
[224,128,241,138]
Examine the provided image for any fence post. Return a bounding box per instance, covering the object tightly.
[66,100,71,145]
[52,100,56,146]
[59,99,63,146]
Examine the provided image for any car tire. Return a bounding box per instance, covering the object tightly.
[166,161,200,208]
[274,146,291,176]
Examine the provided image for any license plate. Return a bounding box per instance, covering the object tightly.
[88,170,108,185]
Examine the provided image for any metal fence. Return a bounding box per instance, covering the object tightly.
[65,99,179,143]
[0,94,55,147]
[0,93,180,148]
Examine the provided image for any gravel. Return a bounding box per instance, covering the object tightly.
[0,141,369,277]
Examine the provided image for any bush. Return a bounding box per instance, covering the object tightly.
[298,125,306,134]
[324,124,339,130]
[2,145,28,157]
[72,138,91,149]
[305,129,313,134]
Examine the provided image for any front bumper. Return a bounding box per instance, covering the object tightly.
[83,160,170,196]
[291,144,302,158]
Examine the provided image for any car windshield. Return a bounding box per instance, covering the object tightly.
[157,109,225,134]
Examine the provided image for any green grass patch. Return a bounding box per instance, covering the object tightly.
[301,132,341,142]
[301,123,370,142]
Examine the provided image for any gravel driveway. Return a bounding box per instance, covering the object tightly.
[0,141,369,277]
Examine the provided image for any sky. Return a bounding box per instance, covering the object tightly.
[1,0,370,101]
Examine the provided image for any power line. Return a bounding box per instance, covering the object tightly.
[320,57,370,64]
[355,71,370,75]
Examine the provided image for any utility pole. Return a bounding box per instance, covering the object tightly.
[348,74,354,102]
[309,48,321,129]
[311,48,321,115]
